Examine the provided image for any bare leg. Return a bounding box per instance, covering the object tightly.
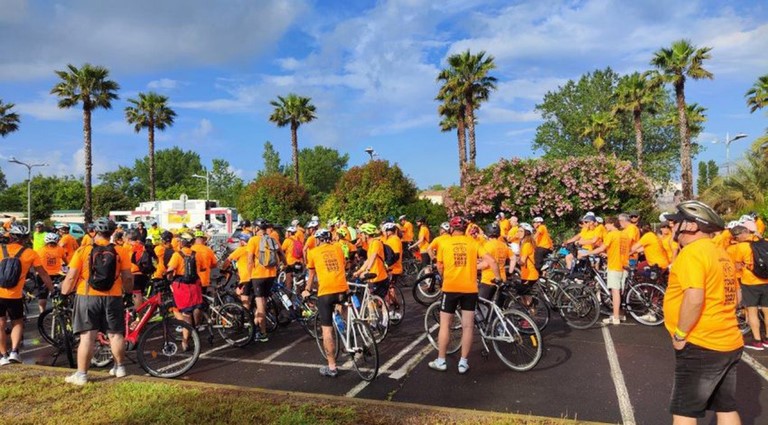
[76,330,97,374]
[747,306,761,341]
[437,311,454,359]
[0,317,7,354]
[612,288,621,320]
[672,415,697,425]
[715,411,741,425]
[322,325,336,369]
[9,319,23,351]
[255,297,267,334]
[107,332,126,365]
[460,309,474,360]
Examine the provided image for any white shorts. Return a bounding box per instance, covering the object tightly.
[606,270,627,290]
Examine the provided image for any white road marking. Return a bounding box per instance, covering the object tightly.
[262,336,309,362]
[388,343,433,380]
[742,352,768,382]
[148,342,233,375]
[205,356,327,370]
[601,326,636,425]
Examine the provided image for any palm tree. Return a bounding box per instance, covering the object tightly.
[745,74,768,113]
[613,72,659,169]
[125,92,176,201]
[662,103,708,139]
[437,97,467,186]
[0,100,20,137]
[50,64,119,224]
[650,39,713,199]
[437,50,497,167]
[581,111,618,152]
[702,148,767,214]
[268,94,316,185]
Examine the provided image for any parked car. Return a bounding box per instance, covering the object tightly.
[53,222,85,241]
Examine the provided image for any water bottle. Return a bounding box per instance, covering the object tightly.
[333,312,346,334]
[280,291,293,310]
[351,294,361,310]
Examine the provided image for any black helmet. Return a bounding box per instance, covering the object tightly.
[665,200,725,232]
[161,230,173,242]
[92,218,117,235]
[242,219,251,228]
[314,228,332,243]
[416,216,426,224]
[253,219,268,230]
[485,223,500,238]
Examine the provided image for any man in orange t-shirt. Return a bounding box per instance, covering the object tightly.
[410,217,431,268]
[580,216,629,325]
[728,224,768,350]
[247,220,285,342]
[663,201,742,423]
[532,217,553,271]
[57,223,80,264]
[352,223,389,299]
[35,232,66,312]
[429,216,499,375]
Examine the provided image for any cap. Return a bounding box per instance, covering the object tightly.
[582,215,596,222]
[627,211,640,218]
[398,215,407,221]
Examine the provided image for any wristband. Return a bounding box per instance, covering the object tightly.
[674,327,688,339]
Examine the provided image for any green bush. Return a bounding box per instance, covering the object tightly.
[237,173,312,225]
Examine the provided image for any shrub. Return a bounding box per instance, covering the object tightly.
[237,173,312,225]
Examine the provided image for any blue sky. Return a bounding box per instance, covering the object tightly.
[1,0,766,192]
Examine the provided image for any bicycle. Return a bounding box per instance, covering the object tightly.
[37,287,76,368]
[198,276,254,348]
[412,266,443,307]
[313,292,379,381]
[424,281,543,372]
[348,276,389,343]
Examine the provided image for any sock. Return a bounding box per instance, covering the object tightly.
[435,357,446,365]
[75,371,87,378]
[459,357,468,366]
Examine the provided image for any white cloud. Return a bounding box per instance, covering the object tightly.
[15,93,79,121]
[99,120,133,135]
[147,78,183,91]
[193,119,213,139]
[480,108,541,124]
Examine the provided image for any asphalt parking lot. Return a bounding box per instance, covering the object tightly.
[14,288,768,425]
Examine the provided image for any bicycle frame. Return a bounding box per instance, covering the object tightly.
[476,295,522,345]
[347,281,383,326]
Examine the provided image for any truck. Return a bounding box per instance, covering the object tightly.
[109,195,242,235]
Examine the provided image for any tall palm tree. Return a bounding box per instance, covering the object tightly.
[745,74,768,113]
[268,94,316,185]
[437,97,467,186]
[50,64,119,224]
[437,50,497,167]
[125,92,176,201]
[650,39,713,199]
[613,72,659,170]
[0,100,20,137]
[581,111,618,152]
[663,103,707,139]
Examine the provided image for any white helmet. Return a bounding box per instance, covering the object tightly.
[440,222,450,232]
[520,223,535,234]
[44,232,60,244]
[595,216,604,224]
[739,214,755,223]
[532,217,544,223]
[726,220,740,229]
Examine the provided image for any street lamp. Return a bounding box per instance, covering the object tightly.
[364,147,376,161]
[712,132,747,175]
[8,157,48,230]
[191,170,210,200]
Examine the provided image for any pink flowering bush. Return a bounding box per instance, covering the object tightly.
[445,156,655,238]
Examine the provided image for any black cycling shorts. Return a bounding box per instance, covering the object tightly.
[132,274,149,295]
[250,277,275,298]
[440,292,478,313]
[317,292,348,327]
[670,343,742,418]
[0,297,24,321]
[370,279,389,299]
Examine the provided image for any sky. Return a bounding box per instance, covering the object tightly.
[1,0,766,193]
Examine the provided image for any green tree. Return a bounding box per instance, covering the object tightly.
[581,111,619,152]
[437,50,497,169]
[613,72,660,169]
[133,147,204,196]
[237,173,312,224]
[98,166,143,205]
[50,63,120,224]
[650,39,714,200]
[93,184,133,217]
[702,147,767,215]
[697,160,719,195]
[259,141,283,176]
[320,160,418,222]
[745,74,768,113]
[298,146,349,205]
[125,91,177,201]
[0,99,20,137]
[662,103,707,138]
[209,158,244,207]
[268,94,317,185]
[0,168,7,192]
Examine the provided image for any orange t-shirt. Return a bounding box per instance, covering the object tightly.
[227,246,251,284]
[578,227,599,251]
[603,229,630,272]
[498,219,511,239]
[307,243,348,296]
[481,238,510,284]
[622,223,640,249]
[153,245,170,279]
[712,231,733,251]
[269,230,280,244]
[81,233,93,247]
[247,235,279,279]
[730,237,768,285]
[726,244,742,280]
[637,232,670,269]
[519,240,539,281]
[594,225,607,247]
[365,238,388,282]
[305,235,317,253]
[282,237,301,266]
[663,238,742,352]
[36,245,66,276]
[534,225,553,250]
[295,228,305,244]
[507,225,520,243]
[429,234,448,255]
[59,233,79,263]
[70,241,132,297]
[167,247,208,283]
[192,243,218,287]
[757,218,766,237]
[438,235,485,293]
[0,244,42,299]
[417,225,431,253]
[384,234,403,275]
[401,221,414,242]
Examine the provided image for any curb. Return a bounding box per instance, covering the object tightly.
[11,364,610,424]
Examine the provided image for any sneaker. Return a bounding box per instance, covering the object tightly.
[319,366,338,377]
[428,359,447,372]
[619,315,627,322]
[0,355,9,366]
[745,340,764,351]
[602,316,620,326]
[763,340,768,349]
[389,311,402,321]
[254,332,269,343]
[109,365,127,378]
[7,351,20,363]
[458,361,469,374]
[65,372,88,386]
[639,313,657,323]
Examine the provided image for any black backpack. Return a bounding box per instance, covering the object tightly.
[381,242,399,267]
[88,244,118,291]
[751,238,768,279]
[163,247,175,269]
[134,243,156,276]
[178,250,199,284]
[0,245,26,289]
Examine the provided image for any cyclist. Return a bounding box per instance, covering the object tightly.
[35,232,66,312]
[247,219,286,342]
[127,230,155,308]
[728,221,768,350]
[752,211,766,236]
[165,232,207,346]
[302,228,347,378]
[352,223,389,299]
[662,201,742,423]
[303,220,320,263]
[147,222,162,245]
[516,223,539,312]
[427,222,451,264]
[478,223,512,303]
[81,223,96,247]
[224,233,252,301]
[399,215,415,254]
[410,217,431,269]
[532,217,554,271]
[659,216,680,264]
[383,222,403,320]
[240,220,253,237]
[265,222,281,244]
[496,213,511,239]
[57,223,79,264]
[0,224,52,366]
[506,215,520,244]
[281,226,303,290]
[594,216,607,246]
[32,221,47,250]
[61,218,132,384]
[619,213,640,263]
[135,222,148,244]
[192,231,218,296]
[429,216,500,374]
[629,222,670,274]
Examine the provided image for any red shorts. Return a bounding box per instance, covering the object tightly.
[171,280,204,313]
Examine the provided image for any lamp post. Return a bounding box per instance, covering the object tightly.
[191,170,210,200]
[712,132,747,175]
[8,157,48,230]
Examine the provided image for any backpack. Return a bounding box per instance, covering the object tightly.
[381,242,399,267]
[178,250,199,284]
[291,238,304,260]
[258,236,280,268]
[163,247,175,269]
[750,238,768,279]
[0,245,26,289]
[133,243,156,275]
[88,244,118,291]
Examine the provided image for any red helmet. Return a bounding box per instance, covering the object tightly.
[449,216,467,231]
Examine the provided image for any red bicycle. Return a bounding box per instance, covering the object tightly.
[93,280,201,378]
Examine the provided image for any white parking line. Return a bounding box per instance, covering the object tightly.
[742,352,768,382]
[602,326,636,425]
[263,336,309,362]
[205,356,327,370]
[388,343,433,380]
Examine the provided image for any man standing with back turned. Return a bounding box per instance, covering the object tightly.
[663,201,742,425]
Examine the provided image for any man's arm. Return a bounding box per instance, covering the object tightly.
[673,287,704,349]
[121,270,134,293]
[34,266,54,292]
[481,253,501,281]
[61,267,79,295]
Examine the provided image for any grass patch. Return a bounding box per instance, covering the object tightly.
[0,366,601,425]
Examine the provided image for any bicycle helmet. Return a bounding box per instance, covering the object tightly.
[55,223,70,230]
[92,218,117,234]
[241,219,251,228]
[439,222,450,232]
[306,220,319,229]
[664,200,725,232]
[448,216,467,231]
[237,232,251,243]
[485,223,501,238]
[252,218,266,230]
[416,216,426,224]
[315,228,332,242]
[532,217,544,223]
[520,223,535,234]
[44,232,60,244]
[286,226,296,233]
[86,223,96,231]
[398,214,407,221]
[337,228,348,238]
[725,220,740,230]
[383,222,398,232]
[359,223,379,235]
[179,232,195,242]
[161,230,173,242]
[595,216,604,224]
[739,214,755,224]
[290,219,300,226]
[34,221,44,227]
[7,223,28,236]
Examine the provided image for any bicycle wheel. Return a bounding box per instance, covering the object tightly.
[387,284,405,327]
[37,308,57,347]
[412,273,442,306]
[91,335,114,368]
[264,300,279,333]
[54,315,76,368]
[737,305,751,335]
[625,283,665,326]
[350,319,379,381]
[363,295,389,343]
[491,309,542,372]
[507,294,550,332]
[216,303,254,347]
[297,295,318,338]
[558,283,600,329]
[137,318,201,378]
[424,301,462,354]
[313,314,340,360]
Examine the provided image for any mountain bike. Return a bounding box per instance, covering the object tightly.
[198,277,254,347]
[38,288,76,368]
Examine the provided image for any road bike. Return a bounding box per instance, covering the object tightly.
[348,276,389,343]
[198,276,254,347]
[412,267,442,307]
[424,282,542,371]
